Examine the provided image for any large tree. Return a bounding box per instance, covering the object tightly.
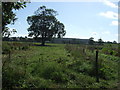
[27,6,66,46]
[2,1,27,37]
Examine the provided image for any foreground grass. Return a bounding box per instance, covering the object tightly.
[2,42,119,89]
[3,43,72,88]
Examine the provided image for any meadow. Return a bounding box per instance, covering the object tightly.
[2,41,119,89]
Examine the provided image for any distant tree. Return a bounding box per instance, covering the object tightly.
[25,36,28,40]
[27,6,66,46]
[98,38,104,45]
[107,41,112,44]
[19,36,25,40]
[2,1,27,37]
[88,37,94,45]
[113,40,117,44]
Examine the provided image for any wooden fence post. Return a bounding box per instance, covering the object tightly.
[95,50,99,82]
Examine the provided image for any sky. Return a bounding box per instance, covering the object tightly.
[7,0,119,42]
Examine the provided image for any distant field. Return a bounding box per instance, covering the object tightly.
[2,41,119,88]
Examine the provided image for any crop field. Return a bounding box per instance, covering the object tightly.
[2,41,120,89]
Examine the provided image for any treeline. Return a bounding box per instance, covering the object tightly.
[2,37,46,43]
[88,37,118,45]
[3,36,118,45]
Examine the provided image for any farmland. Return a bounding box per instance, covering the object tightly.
[2,41,119,89]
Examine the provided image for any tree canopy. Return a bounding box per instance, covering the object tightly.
[2,2,27,37]
[27,6,66,45]
[98,38,104,45]
[88,37,94,45]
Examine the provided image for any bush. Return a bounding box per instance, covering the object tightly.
[98,57,117,80]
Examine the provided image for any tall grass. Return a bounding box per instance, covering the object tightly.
[2,42,119,88]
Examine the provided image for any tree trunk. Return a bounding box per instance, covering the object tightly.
[41,39,45,46]
[41,33,45,46]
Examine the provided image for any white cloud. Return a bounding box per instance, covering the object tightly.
[99,11,118,19]
[103,0,118,8]
[79,36,90,39]
[115,34,120,37]
[101,31,110,35]
[10,33,28,37]
[91,32,98,36]
[110,21,118,26]
[9,27,15,31]
[65,35,89,39]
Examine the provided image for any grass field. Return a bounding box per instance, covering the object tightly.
[2,41,119,89]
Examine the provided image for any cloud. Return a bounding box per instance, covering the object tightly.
[99,11,118,19]
[91,32,98,36]
[115,34,120,37]
[110,21,118,26]
[65,34,89,39]
[10,33,28,37]
[103,0,118,8]
[9,27,15,31]
[101,31,110,35]
[115,34,118,36]
[79,36,90,39]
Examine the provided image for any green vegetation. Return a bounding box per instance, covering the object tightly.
[2,41,119,89]
[2,2,27,37]
[27,6,66,46]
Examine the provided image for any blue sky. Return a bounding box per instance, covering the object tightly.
[8,0,118,42]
